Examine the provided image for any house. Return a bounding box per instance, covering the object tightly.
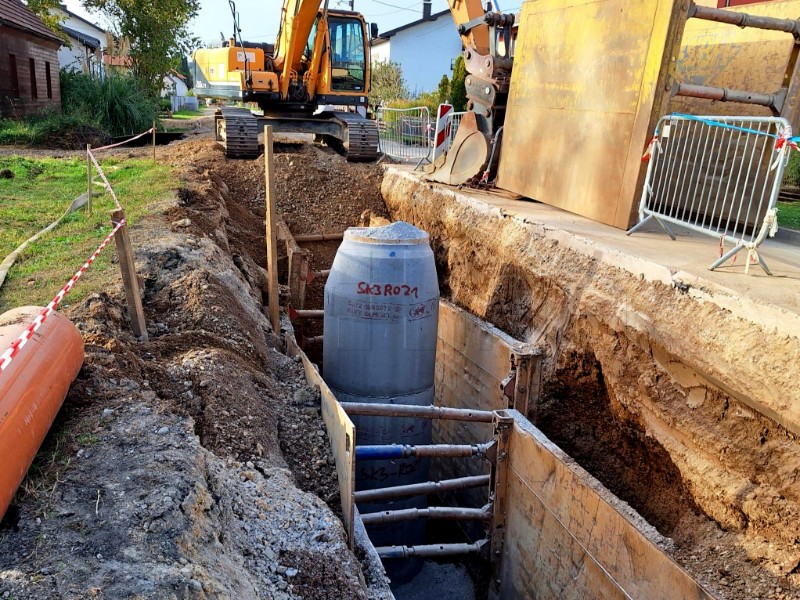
[370,1,461,95]
[54,4,106,77]
[0,0,62,117]
[103,54,131,71]
[162,70,188,98]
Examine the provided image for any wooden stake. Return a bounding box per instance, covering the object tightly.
[111,208,148,341]
[152,120,156,164]
[86,144,92,216]
[264,125,280,334]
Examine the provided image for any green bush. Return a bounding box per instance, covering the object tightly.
[0,71,160,148]
[60,70,160,136]
[450,56,467,112]
[783,151,800,188]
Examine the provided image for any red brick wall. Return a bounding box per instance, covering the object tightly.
[0,25,61,118]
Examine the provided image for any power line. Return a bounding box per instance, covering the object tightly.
[409,18,453,38]
[369,0,422,13]
[362,6,415,16]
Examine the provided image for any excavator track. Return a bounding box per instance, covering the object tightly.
[218,107,260,159]
[334,112,380,162]
[216,108,379,162]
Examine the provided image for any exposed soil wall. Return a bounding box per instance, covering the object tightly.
[382,168,800,599]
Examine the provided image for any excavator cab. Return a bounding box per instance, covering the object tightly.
[191,1,378,160]
[327,16,367,93]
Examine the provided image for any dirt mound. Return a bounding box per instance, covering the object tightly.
[50,123,112,149]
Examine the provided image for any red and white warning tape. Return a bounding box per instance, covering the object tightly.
[88,151,122,210]
[92,127,155,152]
[771,125,799,171]
[641,133,660,163]
[0,219,126,374]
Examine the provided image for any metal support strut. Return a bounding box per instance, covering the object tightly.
[689,3,800,39]
[341,402,495,423]
[360,505,492,526]
[354,474,491,503]
[355,442,494,460]
[671,82,786,114]
[375,540,487,559]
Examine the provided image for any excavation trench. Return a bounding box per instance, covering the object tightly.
[2,135,799,599]
[196,145,800,599]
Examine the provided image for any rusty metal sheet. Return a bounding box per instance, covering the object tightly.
[672,0,800,121]
[497,0,687,229]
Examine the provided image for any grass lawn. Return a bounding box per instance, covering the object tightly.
[0,155,176,312]
[778,202,800,231]
[170,109,202,120]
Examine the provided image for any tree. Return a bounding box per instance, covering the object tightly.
[82,0,200,95]
[369,60,409,111]
[26,0,69,44]
[450,55,467,112]
[436,74,450,106]
[177,55,194,89]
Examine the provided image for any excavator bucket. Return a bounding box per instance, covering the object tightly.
[424,111,489,185]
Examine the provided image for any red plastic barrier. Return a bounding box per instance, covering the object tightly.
[0,306,84,520]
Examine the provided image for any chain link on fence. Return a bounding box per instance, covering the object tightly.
[376,106,432,165]
[629,113,792,275]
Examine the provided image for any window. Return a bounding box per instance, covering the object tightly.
[29,58,37,99]
[9,53,19,98]
[328,18,366,92]
[45,62,52,99]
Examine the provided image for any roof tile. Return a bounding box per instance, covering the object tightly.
[0,0,63,44]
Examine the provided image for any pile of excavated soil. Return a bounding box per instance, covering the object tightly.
[0,134,392,599]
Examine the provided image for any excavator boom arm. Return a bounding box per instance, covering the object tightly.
[449,0,491,55]
[275,0,326,98]
[425,0,516,185]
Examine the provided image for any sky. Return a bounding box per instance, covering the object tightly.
[61,0,456,48]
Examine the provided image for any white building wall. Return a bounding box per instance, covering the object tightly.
[58,38,86,72]
[54,9,106,74]
[386,16,461,94]
[370,39,391,64]
[161,75,188,98]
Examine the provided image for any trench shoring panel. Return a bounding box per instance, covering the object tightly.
[498,412,716,600]
[432,300,537,534]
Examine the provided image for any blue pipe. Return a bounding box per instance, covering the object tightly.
[356,444,406,460]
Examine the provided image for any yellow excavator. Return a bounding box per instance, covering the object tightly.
[191,0,379,160]
[426,0,516,185]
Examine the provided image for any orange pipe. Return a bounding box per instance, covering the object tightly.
[0,306,84,520]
